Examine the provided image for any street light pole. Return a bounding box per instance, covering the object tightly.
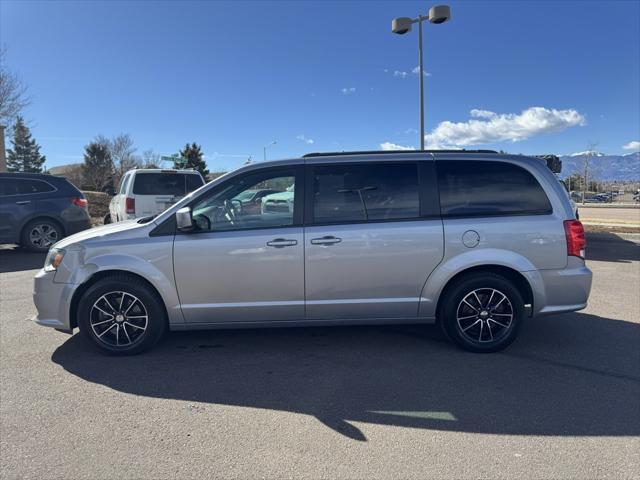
[392,5,451,150]
[418,17,425,150]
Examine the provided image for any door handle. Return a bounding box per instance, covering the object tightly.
[310,236,342,245]
[266,238,298,248]
[15,201,31,205]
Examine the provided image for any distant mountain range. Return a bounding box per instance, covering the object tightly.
[560,152,640,181]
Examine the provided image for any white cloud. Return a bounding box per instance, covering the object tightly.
[423,107,586,149]
[411,66,432,77]
[341,87,356,95]
[622,140,640,151]
[296,134,314,145]
[404,128,418,135]
[380,142,415,151]
[393,70,408,78]
[469,109,497,119]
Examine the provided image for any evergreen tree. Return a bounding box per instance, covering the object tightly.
[177,142,209,177]
[6,116,46,172]
[82,140,113,192]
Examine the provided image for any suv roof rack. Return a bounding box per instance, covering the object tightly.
[302,149,498,158]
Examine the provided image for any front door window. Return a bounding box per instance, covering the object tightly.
[191,171,296,231]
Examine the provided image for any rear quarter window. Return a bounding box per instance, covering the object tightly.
[1,178,56,195]
[437,160,552,217]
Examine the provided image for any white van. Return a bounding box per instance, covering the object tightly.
[106,169,204,223]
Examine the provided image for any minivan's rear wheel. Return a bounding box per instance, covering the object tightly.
[78,274,167,355]
[439,273,524,353]
[22,219,62,252]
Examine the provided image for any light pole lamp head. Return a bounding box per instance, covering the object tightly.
[392,17,413,34]
[428,5,451,24]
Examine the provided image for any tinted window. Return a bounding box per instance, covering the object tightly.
[0,178,55,195]
[185,174,205,192]
[190,170,296,232]
[437,160,552,217]
[312,163,420,224]
[133,173,202,196]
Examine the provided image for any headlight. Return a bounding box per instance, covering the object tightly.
[44,248,65,272]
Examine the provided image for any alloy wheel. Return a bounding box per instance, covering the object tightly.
[29,223,59,249]
[456,288,514,344]
[89,291,149,348]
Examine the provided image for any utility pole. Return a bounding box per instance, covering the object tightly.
[0,125,6,172]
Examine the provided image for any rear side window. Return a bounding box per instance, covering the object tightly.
[118,174,131,194]
[0,178,56,195]
[133,173,203,196]
[311,163,420,224]
[437,160,552,217]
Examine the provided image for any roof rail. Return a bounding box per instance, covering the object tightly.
[302,149,498,158]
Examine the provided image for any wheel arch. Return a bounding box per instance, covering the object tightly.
[69,270,169,330]
[20,215,66,241]
[433,265,534,322]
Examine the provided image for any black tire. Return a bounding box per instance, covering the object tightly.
[103,213,112,224]
[77,273,167,355]
[438,272,524,353]
[21,218,63,252]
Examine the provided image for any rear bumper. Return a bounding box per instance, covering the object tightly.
[32,269,75,331]
[524,263,593,316]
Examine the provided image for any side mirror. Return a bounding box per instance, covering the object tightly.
[176,207,194,232]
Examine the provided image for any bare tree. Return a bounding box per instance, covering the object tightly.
[142,149,161,168]
[581,141,598,204]
[0,47,30,128]
[108,133,141,186]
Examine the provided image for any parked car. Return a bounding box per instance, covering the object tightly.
[33,151,592,355]
[261,184,294,214]
[106,169,205,223]
[232,188,280,214]
[0,172,91,252]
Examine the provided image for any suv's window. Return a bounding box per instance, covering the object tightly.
[0,178,55,195]
[118,174,130,194]
[190,170,296,232]
[437,160,552,217]
[311,163,420,224]
[185,174,205,192]
[133,173,204,196]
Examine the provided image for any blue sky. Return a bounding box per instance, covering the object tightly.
[1,0,639,171]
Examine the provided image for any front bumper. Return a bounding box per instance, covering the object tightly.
[32,269,75,331]
[524,262,593,316]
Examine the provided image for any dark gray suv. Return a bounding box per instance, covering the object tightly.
[0,172,91,252]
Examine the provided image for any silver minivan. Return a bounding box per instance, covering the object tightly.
[33,151,592,355]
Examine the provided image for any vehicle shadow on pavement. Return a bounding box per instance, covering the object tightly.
[586,232,640,263]
[0,247,46,273]
[51,313,640,441]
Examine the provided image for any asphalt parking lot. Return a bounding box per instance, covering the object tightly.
[1,233,639,479]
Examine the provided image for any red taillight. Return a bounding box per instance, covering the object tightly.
[564,220,586,258]
[125,197,135,214]
[72,197,88,208]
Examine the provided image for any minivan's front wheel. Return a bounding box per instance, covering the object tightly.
[439,273,524,353]
[78,274,167,355]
